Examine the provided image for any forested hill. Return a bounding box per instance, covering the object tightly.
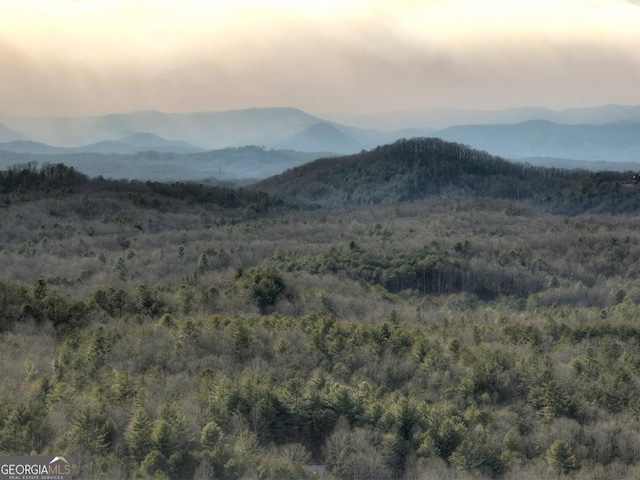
[253,137,640,212]
[0,162,285,215]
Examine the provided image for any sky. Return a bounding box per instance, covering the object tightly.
[1,0,640,117]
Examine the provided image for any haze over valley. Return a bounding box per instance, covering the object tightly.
[2,103,640,182]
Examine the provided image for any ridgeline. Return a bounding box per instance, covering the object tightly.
[254,137,640,214]
[0,161,285,215]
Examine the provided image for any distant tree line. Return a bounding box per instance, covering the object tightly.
[0,162,89,195]
[0,162,286,213]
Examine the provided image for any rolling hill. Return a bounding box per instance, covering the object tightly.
[74,132,204,154]
[253,137,640,213]
[281,122,361,154]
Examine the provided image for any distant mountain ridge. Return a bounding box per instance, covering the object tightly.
[0,146,325,182]
[0,140,68,154]
[281,122,362,154]
[435,120,640,162]
[328,104,640,130]
[2,104,640,166]
[0,133,204,155]
[76,132,204,154]
[0,108,373,152]
[0,122,28,143]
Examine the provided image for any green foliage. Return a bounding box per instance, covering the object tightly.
[92,288,128,317]
[275,242,544,298]
[523,356,579,422]
[66,405,115,455]
[421,405,466,460]
[0,281,30,331]
[132,284,165,317]
[137,450,170,479]
[177,285,195,315]
[152,403,190,458]
[0,400,49,454]
[55,403,116,477]
[200,421,222,449]
[197,253,210,273]
[31,278,48,300]
[257,460,315,480]
[125,408,153,462]
[449,427,505,476]
[114,257,128,281]
[545,439,579,474]
[236,265,287,313]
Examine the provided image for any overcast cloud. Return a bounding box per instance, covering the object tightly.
[1,0,639,116]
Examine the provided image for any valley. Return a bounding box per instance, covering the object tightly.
[1,146,640,478]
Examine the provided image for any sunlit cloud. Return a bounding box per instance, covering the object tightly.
[1,0,640,116]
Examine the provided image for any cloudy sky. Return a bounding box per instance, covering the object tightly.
[1,0,640,117]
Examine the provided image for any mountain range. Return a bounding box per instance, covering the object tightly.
[435,120,640,162]
[327,104,640,130]
[0,108,388,154]
[0,133,204,155]
[1,104,640,181]
[0,123,29,143]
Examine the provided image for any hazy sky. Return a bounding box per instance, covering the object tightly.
[2,0,640,117]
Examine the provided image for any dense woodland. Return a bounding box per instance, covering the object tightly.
[2,144,640,479]
[255,138,640,214]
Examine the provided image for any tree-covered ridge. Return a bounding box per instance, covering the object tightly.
[0,162,89,194]
[0,162,286,213]
[254,137,640,213]
[254,138,576,205]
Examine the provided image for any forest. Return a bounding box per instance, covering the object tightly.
[254,138,640,214]
[2,144,640,479]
